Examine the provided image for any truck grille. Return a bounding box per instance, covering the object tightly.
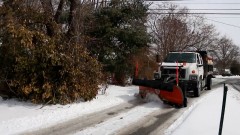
[162,69,186,78]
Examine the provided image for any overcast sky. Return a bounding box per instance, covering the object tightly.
[149,0,240,47]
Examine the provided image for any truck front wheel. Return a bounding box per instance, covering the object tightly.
[194,79,202,97]
[206,76,212,90]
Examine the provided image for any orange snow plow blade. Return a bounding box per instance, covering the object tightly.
[159,85,184,106]
[132,79,187,107]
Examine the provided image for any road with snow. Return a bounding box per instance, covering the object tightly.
[229,78,240,92]
[0,76,239,135]
[115,78,232,135]
[22,100,145,135]
[19,77,238,135]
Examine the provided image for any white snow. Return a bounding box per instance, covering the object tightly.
[165,75,240,135]
[0,85,139,134]
[166,85,240,135]
[0,76,240,135]
[74,102,162,135]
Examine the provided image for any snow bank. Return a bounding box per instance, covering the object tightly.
[166,85,240,135]
[0,85,139,134]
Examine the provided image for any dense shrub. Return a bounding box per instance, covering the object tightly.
[0,12,103,104]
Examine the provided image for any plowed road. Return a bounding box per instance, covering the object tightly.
[22,77,238,135]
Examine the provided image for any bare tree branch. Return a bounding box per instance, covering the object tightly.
[68,0,78,35]
[148,3,218,61]
[40,0,56,37]
[55,0,66,23]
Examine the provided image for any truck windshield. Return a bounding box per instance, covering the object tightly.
[164,53,196,63]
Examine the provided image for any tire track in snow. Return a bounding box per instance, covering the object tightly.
[21,99,145,135]
[73,101,166,135]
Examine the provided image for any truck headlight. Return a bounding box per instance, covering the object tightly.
[154,72,161,79]
[189,75,198,80]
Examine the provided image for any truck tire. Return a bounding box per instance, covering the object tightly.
[206,76,212,90]
[183,97,187,107]
[194,79,202,97]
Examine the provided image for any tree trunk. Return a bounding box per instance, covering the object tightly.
[55,0,65,23]
[67,0,78,40]
[40,0,55,37]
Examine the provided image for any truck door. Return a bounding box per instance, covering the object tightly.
[197,54,204,79]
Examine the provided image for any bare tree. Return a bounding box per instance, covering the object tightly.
[32,0,100,44]
[148,3,218,61]
[213,36,239,74]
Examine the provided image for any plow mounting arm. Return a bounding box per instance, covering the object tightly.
[132,79,175,92]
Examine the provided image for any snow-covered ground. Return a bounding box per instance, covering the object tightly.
[0,76,240,135]
[0,85,139,134]
[166,80,240,135]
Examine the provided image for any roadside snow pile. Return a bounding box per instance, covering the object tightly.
[215,75,240,78]
[212,76,231,85]
[0,85,139,135]
[165,85,240,135]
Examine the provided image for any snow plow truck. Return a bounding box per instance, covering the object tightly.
[132,51,214,107]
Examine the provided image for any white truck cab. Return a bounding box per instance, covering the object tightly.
[154,51,213,97]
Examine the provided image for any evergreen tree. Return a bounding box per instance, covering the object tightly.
[86,0,150,85]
